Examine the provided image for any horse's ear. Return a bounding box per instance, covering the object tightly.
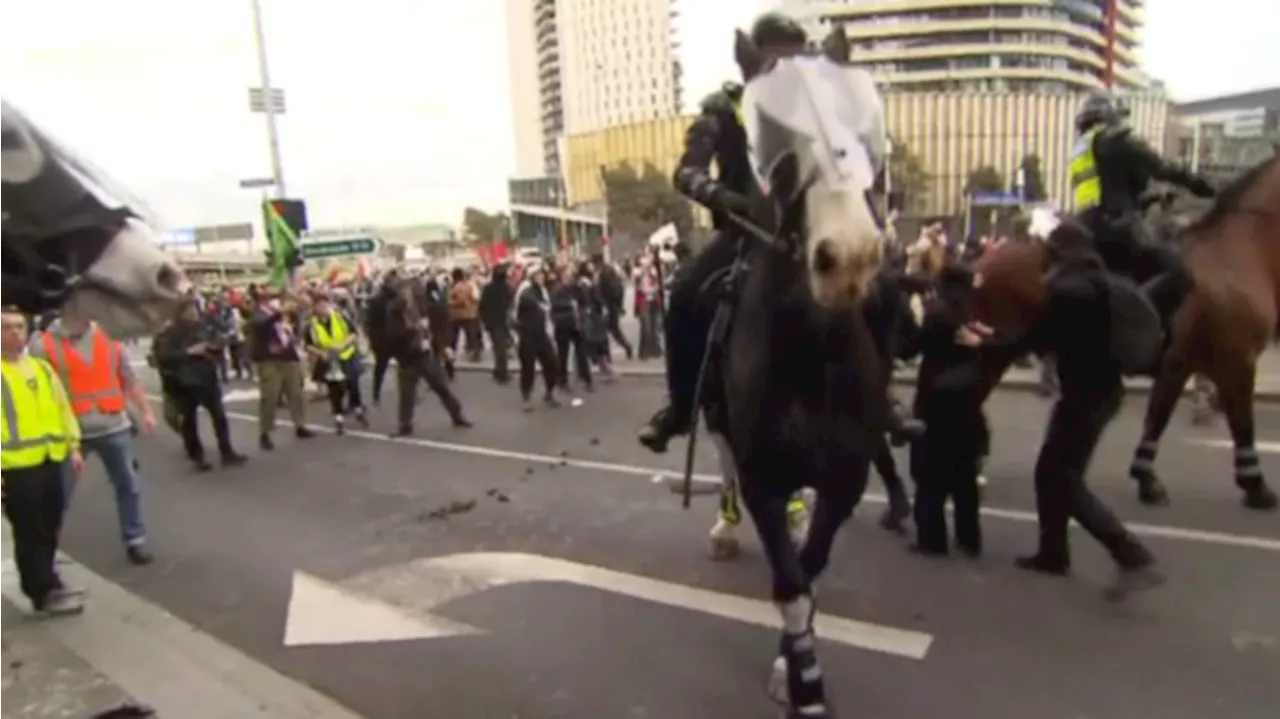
[734,30,767,81]
[820,26,851,64]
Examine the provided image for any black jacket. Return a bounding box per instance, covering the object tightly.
[673,86,753,230]
[478,269,513,330]
[154,318,221,390]
[903,266,985,416]
[514,282,551,337]
[1090,123,1215,217]
[548,280,585,331]
[1036,252,1121,397]
[364,283,396,350]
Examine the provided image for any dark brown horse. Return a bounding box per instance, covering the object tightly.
[958,155,1280,511]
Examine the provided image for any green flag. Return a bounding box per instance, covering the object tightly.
[263,200,299,289]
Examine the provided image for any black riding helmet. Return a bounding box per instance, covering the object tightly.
[749,12,808,52]
[1075,90,1122,133]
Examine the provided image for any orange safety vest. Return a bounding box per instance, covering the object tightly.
[41,327,127,416]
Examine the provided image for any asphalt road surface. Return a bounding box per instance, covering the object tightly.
[54,369,1280,719]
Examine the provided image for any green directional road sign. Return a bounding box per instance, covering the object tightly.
[299,237,379,260]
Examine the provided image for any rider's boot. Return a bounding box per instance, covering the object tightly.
[639,279,706,453]
[639,403,692,453]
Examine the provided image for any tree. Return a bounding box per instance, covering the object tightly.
[886,136,930,213]
[1018,154,1048,202]
[965,165,1005,196]
[602,162,693,242]
[461,207,510,244]
[965,166,1007,239]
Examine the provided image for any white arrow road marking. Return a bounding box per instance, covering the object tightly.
[0,536,370,719]
[283,572,483,647]
[331,551,934,660]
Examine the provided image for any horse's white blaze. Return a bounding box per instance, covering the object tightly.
[804,182,883,305]
[72,218,189,338]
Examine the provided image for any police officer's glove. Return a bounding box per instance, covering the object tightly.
[711,185,751,216]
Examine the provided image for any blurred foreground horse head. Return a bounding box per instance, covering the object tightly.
[2,100,187,337]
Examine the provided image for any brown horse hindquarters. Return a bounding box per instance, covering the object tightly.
[1129,159,1280,511]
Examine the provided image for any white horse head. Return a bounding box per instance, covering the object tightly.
[2,100,187,337]
[736,27,885,307]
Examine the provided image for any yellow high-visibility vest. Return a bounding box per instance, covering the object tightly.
[1,356,73,470]
[1070,127,1103,210]
[311,311,356,361]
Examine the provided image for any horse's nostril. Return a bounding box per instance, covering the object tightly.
[813,239,839,274]
[156,264,187,294]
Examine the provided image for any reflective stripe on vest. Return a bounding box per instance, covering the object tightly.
[1070,127,1102,210]
[1,357,71,470]
[311,312,356,361]
[41,326,127,416]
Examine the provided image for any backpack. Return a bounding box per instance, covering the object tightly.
[1105,273,1164,376]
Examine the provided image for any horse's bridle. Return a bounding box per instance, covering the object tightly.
[1,205,132,312]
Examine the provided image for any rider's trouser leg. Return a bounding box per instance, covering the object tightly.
[1139,242,1188,320]
[655,232,740,424]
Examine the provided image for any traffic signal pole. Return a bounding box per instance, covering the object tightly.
[251,0,287,197]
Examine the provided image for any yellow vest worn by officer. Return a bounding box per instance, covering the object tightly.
[311,311,357,361]
[1,354,82,471]
[1069,127,1103,211]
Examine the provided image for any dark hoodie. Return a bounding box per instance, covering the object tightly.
[478,265,513,330]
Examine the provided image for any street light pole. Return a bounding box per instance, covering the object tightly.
[251,0,287,197]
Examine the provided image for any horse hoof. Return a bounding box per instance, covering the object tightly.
[1132,475,1169,507]
[1242,488,1279,512]
[1137,485,1170,507]
[767,656,789,706]
[709,525,741,561]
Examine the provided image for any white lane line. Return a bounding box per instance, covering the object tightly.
[1188,438,1280,454]
[150,396,1280,554]
[0,535,369,719]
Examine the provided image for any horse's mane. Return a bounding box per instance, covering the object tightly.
[1186,154,1279,233]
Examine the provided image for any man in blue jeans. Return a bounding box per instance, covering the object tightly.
[30,305,157,565]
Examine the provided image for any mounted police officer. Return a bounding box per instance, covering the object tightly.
[637,12,807,453]
[1068,90,1215,323]
[639,11,920,453]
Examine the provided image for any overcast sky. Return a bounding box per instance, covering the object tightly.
[2,0,1274,231]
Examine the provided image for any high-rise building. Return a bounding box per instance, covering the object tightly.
[506,0,546,178]
[779,0,1147,93]
[507,0,681,179]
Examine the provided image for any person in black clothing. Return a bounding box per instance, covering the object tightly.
[514,266,560,410]
[638,11,919,453]
[384,280,470,434]
[1070,91,1215,325]
[590,252,632,360]
[1018,219,1163,601]
[549,264,593,393]
[365,272,398,404]
[478,263,514,384]
[153,300,247,471]
[421,275,455,380]
[902,265,989,557]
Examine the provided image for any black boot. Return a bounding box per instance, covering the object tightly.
[638,405,692,454]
